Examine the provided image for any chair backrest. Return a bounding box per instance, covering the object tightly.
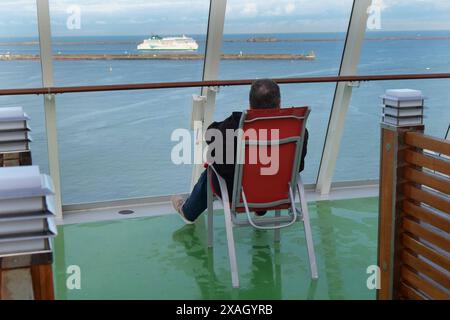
[231,106,310,212]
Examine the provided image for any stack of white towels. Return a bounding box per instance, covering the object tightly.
[0,165,57,257]
[0,106,32,153]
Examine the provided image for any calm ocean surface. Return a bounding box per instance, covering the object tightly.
[0,31,449,204]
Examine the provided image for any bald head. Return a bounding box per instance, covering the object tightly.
[249,79,281,109]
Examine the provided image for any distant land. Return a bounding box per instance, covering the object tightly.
[1,36,450,46]
[246,37,278,42]
[0,53,317,61]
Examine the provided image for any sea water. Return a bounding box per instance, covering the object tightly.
[0,31,449,204]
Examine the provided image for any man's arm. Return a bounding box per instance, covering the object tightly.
[205,112,242,145]
[205,120,220,145]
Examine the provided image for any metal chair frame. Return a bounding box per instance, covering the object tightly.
[206,108,318,288]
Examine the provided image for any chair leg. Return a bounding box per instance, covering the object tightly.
[207,169,214,248]
[274,210,281,243]
[223,205,240,288]
[298,177,318,279]
[0,267,2,300]
[208,166,239,288]
[301,204,319,279]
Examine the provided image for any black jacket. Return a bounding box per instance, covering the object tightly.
[206,111,308,197]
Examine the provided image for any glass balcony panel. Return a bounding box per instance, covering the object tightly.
[49,0,210,86]
[334,0,450,182]
[0,2,48,173]
[0,0,42,88]
[359,0,450,75]
[220,0,354,79]
[57,89,195,204]
[334,79,450,183]
[0,95,49,173]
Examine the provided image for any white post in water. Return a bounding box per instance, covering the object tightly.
[36,0,63,220]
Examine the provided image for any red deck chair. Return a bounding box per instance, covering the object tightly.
[206,106,318,288]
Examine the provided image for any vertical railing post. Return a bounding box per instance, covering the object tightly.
[315,0,371,195]
[377,123,424,300]
[36,0,63,220]
[377,123,402,300]
[191,0,227,188]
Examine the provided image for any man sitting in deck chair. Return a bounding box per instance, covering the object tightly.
[171,79,309,224]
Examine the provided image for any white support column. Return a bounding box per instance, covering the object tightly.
[315,0,371,195]
[36,0,63,219]
[191,0,227,188]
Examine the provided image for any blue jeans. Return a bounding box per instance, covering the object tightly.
[182,169,267,221]
[182,169,220,222]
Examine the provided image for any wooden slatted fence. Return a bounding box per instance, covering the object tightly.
[378,126,450,300]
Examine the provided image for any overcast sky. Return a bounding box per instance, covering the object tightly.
[1,0,450,37]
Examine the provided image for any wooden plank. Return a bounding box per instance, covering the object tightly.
[402,234,450,272]
[3,159,20,167]
[401,266,449,300]
[0,151,32,167]
[19,151,32,165]
[403,218,450,252]
[30,264,54,300]
[401,250,450,289]
[3,152,20,160]
[399,281,427,300]
[405,131,450,157]
[377,128,397,300]
[403,200,450,234]
[405,149,450,176]
[404,184,450,215]
[404,166,450,195]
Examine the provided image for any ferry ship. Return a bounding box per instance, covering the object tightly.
[137,35,199,51]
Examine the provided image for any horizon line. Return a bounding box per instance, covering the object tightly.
[2,29,450,39]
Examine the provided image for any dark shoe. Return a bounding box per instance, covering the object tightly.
[255,210,267,217]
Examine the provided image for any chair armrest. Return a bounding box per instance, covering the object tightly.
[207,165,232,207]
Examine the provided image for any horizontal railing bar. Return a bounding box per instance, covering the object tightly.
[403,217,450,251]
[403,199,450,234]
[403,166,450,196]
[401,249,450,290]
[404,149,450,176]
[399,281,427,300]
[401,266,448,300]
[402,233,450,272]
[405,132,450,157]
[404,184,450,215]
[2,72,450,96]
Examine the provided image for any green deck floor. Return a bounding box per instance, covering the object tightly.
[53,197,379,300]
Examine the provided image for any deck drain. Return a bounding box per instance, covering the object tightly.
[118,209,134,215]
